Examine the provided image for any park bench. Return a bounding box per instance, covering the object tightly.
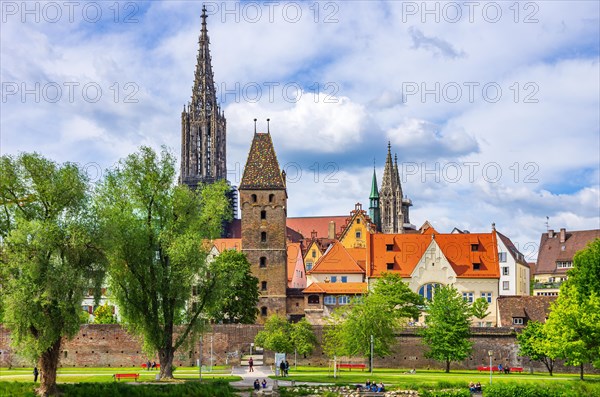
[141,363,160,369]
[476,365,501,373]
[510,367,523,373]
[113,373,139,381]
[337,363,366,371]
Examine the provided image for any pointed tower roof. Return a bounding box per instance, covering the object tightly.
[370,166,379,199]
[190,5,218,117]
[380,141,396,192]
[240,133,285,190]
[393,153,403,195]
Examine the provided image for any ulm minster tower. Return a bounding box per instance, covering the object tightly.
[180,6,227,189]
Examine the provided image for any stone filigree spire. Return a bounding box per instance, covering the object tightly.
[191,5,217,118]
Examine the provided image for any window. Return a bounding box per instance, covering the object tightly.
[556,261,573,268]
[503,281,510,290]
[324,295,336,305]
[341,276,347,283]
[261,232,266,242]
[261,306,267,316]
[357,218,361,224]
[269,194,274,203]
[473,263,481,270]
[481,292,492,303]
[259,257,266,268]
[386,244,394,251]
[308,295,319,304]
[261,281,267,291]
[355,230,361,238]
[418,283,440,301]
[251,194,257,203]
[463,292,474,303]
[502,267,509,276]
[387,263,394,270]
[338,295,350,305]
[260,210,266,220]
[513,317,524,325]
[331,276,337,283]
[306,262,313,271]
[498,252,507,262]
[312,250,317,258]
[471,244,479,251]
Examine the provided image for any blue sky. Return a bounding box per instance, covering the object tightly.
[1,1,599,260]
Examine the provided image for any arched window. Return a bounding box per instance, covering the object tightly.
[260,232,267,242]
[251,194,257,203]
[260,210,266,220]
[418,283,441,301]
[259,257,266,268]
[308,295,320,304]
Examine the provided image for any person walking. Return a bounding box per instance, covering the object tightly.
[279,360,286,377]
[33,366,39,382]
[248,357,254,372]
[284,360,290,376]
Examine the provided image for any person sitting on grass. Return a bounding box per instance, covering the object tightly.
[469,382,476,392]
[475,382,482,392]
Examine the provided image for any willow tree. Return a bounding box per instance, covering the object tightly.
[0,153,104,396]
[95,146,234,379]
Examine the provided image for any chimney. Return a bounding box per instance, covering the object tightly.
[311,230,317,239]
[559,228,566,243]
[328,222,336,239]
[548,229,554,238]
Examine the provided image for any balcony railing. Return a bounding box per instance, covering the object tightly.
[533,281,563,290]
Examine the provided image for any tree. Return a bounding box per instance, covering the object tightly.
[254,315,294,354]
[95,146,233,379]
[470,297,490,326]
[322,274,423,371]
[545,284,600,379]
[419,285,473,373]
[290,318,317,357]
[566,239,600,299]
[205,250,259,324]
[516,321,556,375]
[93,303,117,324]
[0,153,104,396]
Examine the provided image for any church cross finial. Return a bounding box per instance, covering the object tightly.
[254,118,257,133]
[267,118,271,133]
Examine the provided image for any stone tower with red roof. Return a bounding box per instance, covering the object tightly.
[239,127,288,322]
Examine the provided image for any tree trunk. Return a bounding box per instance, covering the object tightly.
[543,357,554,376]
[580,363,584,380]
[37,339,61,396]
[445,359,450,373]
[159,346,175,379]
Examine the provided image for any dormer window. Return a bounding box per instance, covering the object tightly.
[513,317,524,325]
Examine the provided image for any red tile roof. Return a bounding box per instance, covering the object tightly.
[287,242,303,282]
[286,216,348,239]
[240,133,285,189]
[211,238,242,252]
[303,282,367,294]
[535,229,600,275]
[308,241,365,274]
[497,296,556,327]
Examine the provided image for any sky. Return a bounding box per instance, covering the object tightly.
[1,1,599,261]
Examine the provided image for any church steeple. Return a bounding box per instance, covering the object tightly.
[369,163,381,231]
[379,142,413,233]
[180,5,227,189]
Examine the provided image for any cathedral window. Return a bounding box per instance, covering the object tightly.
[261,281,267,291]
[251,194,257,203]
[260,210,266,220]
[259,257,266,268]
[308,295,319,304]
[418,283,440,300]
[261,232,267,242]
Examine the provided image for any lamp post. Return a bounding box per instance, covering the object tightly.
[488,350,493,385]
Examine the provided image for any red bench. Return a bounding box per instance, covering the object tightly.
[141,363,160,369]
[477,366,501,373]
[510,367,523,373]
[337,363,366,371]
[114,373,139,381]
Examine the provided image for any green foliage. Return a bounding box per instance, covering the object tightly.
[419,285,473,373]
[0,153,105,393]
[206,250,259,324]
[516,321,556,375]
[483,381,600,397]
[568,238,600,299]
[0,380,236,397]
[93,304,117,324]
[95,146,233,377]
[420,390,471,397]
[470,297,490,321]
[255,315,317,356]
[370,273,424,319]
[544,284,600,375]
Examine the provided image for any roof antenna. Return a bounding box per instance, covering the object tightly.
[545,216,549,231]
[267,118,270,133]
[253,118,257,133]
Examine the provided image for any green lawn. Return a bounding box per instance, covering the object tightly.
[0,366,239,383]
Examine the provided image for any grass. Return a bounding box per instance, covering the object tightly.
[0,366,239,383]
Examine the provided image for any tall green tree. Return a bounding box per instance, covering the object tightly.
[470,297,490,326]
[95,146,233,379]
[516,321,556,375]
[322,274,423,370]
[291,317,318,357]
[419,285,473,373]
[567,239,600,298]
[206,249,259,324]
[255,315,317,359]
[93,303,117,324]
[0,153,104,396]
[545,285,600,379]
